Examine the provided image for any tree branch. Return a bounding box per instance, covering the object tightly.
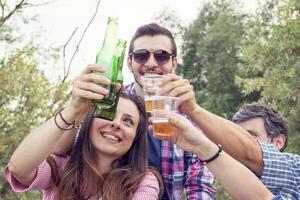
[26,0,56,7]
[62,27,78,77]
[61,0,103,82]
[0,0,55,27]
[0,0,27,27]
[0,0,6,19]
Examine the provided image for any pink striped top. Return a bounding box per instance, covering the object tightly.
[5,155,160,200]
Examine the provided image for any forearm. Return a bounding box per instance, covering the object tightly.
[199,150,273,199]
[8,106,80,184]
[51,129,77,155]
[193,140,273,200]
[167,112,273,200]
[52,104,89,155]
[189,105,263,174]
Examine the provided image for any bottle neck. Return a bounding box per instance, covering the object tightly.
[97,22,118,65]
[102,24,117,50]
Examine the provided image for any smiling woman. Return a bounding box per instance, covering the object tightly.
[56,93,161,199]
[4,64,163,200]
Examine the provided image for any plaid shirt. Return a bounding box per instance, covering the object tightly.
[125,82,216,200]
[259,142,300,200]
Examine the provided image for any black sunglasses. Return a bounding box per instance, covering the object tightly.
[129,49,174,65]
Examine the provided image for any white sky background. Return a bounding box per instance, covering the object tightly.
[24,0,257,84]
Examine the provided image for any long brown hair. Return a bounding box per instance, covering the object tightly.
[48,92,163,199]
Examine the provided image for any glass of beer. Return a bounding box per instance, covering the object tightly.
[152,96,179,138]
[141,75,165,112]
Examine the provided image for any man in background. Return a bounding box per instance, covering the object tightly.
[176,97,300,199]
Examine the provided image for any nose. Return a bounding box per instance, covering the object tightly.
[110,121,121,130]
[144,53,158,70]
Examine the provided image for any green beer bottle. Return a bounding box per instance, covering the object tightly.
[94,39,127,120]
[116,39,126,85]
[92,16,118,108]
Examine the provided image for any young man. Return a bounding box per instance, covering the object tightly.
[125,23,215,200]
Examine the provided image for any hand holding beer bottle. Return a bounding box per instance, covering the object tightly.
[92,16,127,120]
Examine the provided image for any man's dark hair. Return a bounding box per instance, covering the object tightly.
[128,23,177,57]
[232,103,288,151]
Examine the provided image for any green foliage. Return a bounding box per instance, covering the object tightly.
[180,0,254,118]
[214,180,231,200]
[0,1,71,199]
[237,0,300,153]
[0,44,70,198]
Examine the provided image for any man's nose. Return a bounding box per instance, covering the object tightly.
[144,53,158,68]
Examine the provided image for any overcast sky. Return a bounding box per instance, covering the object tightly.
[25,0,257,83]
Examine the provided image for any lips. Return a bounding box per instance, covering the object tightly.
[100,132,122,143]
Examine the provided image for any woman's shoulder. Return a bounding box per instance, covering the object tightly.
[143,171,159,182]
[141,169,163,191]
[132,171,161,200]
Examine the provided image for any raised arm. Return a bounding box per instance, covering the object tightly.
[160,74,263,175]
[7,64,111,185]
[51,129,78,155]
[149,112,274,200]
[188,105,263,175]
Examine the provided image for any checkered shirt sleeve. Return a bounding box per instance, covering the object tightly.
[259,142,300,200]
